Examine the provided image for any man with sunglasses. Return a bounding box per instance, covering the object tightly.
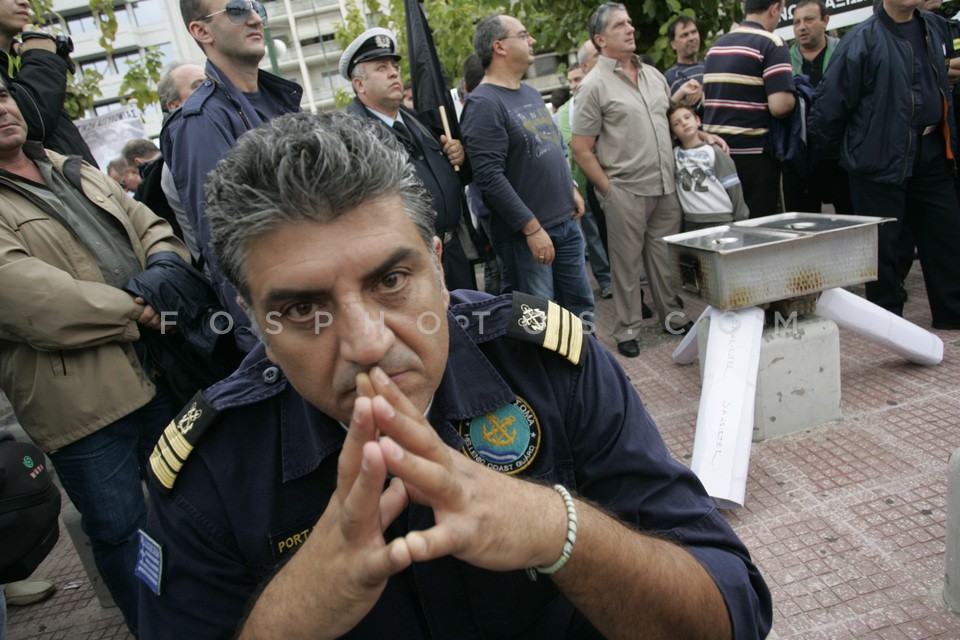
[161,0,302,353]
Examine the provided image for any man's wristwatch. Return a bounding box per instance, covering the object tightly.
[18,32,75,70]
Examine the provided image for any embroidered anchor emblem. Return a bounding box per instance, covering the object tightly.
[176,403,202,436]
[482,413,517,447]
[518,304,546,333]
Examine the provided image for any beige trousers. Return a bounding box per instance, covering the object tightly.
[599,184,689,342]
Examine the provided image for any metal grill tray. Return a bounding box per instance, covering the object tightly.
[663,213,890,311]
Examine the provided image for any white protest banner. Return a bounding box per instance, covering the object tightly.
[75,107,145,172]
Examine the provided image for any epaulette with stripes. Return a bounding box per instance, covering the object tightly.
[148,392,219,494]
[505,291,587,366]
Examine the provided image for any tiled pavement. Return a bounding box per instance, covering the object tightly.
[6,264,960,639]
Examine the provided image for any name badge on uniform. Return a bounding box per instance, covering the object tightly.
[136,529,163,596]
[269,517,317,563]
[458,397,541,474]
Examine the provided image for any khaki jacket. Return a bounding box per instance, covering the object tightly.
[0,145,189,451]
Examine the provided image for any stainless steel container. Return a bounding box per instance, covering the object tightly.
[663,213,890,311]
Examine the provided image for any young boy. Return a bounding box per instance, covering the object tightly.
[668,104,749,230]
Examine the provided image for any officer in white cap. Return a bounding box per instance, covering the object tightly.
[341,28,477,291]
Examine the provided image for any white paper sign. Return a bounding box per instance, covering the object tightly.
[690,306,764,509]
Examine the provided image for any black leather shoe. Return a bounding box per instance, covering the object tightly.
[617,340,640,357]
[664,320,694,335]
[932,320,960,330]
[641,290,653,319]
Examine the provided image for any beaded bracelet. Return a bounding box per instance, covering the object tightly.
[526,484,578,581]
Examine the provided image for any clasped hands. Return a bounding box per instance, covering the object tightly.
[300,367,567,635]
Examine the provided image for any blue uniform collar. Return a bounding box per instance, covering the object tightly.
[178,59,303,125]
[277,308,517,483]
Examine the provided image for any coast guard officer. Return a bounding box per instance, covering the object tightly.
[138,111,771,639]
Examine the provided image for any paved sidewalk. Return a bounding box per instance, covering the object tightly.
[6,265,960,639]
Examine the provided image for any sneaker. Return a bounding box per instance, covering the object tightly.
[617,339,640,358]
[5,579,56,606]
[600,284,613,299]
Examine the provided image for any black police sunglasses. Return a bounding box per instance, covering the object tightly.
[197,0,267,25]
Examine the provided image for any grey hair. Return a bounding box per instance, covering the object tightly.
[473,14,508,69]
[576,39,597,67]
[588,2,627,51]
[205,111,437,303]
[158,62,187,111]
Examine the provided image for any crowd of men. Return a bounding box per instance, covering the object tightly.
[2,0,960,637]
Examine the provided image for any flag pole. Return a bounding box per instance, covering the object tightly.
[438,105,458,172]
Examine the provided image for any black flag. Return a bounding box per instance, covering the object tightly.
[404,0,462,141]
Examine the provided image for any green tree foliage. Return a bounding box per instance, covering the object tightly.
[119,46,164,111]
[333,0,483,108]
[335,0,743,94]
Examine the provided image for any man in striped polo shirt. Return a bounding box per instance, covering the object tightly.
[702,0,795,217]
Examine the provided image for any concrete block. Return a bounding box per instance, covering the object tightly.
[698,313,841,441]
[946,447,960,613]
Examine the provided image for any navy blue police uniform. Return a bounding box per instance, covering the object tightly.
[138,290,772,639]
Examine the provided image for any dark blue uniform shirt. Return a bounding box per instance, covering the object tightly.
[139,291,772,639]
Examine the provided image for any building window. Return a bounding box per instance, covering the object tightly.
[154,42,175,65]
[131,0,165,26]
[112,49,142,74]
[114,6,130,27]
[78,57,111,75]
[65,13,98,35]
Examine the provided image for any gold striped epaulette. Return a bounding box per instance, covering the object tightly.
[506,292,587,366]
[148,392,219,494]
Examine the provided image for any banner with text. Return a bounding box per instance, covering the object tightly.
[75,107,145,173]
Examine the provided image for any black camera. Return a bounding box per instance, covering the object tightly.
[18,32,75,72]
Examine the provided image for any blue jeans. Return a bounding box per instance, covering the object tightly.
[580,200,611,289]
[493,218,595,319]
[48,382,175,636]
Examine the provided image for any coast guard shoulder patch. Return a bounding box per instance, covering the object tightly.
[506,291,586,366]
[458,397,541,474]
[148,392,218,494]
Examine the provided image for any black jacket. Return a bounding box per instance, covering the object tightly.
[1,48,97,166]
[133,156,183,242]
[347,98,471,234]
[810,6,956,184]
[125,253,242,406]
